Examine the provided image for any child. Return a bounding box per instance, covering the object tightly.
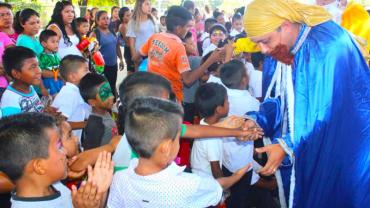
[52,55,91,145]
[202,23,227,57]
[0,46,44,117]
[108,97,251,207]
[79,73,117,150]
[191,83,229,178]
[230,13,243,37]
[200,18,217,54]
[0,112,113,207]
[200,52,224,86]
[139,6,222,102]
[220,59,260,208]
[75,17,90,37]
[159,15,166,32]
[38,30,64,96]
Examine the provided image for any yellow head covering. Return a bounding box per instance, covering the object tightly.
[244,0,332,38]
[233,38,261,55]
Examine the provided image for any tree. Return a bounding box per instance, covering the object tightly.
[78,0,88,17]
[209,0,223,9]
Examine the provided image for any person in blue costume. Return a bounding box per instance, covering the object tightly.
[243,0,370,207]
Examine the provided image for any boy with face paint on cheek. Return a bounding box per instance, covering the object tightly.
[79,73,118,150]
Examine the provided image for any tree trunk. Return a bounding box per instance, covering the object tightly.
[78,0,88,18]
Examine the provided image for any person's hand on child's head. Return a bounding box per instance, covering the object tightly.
[213,115,244,129]
[72,180,101,208]
[88,151,114,194]
[67,156,86,179]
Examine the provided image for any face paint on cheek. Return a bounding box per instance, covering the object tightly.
[98,82,113,102]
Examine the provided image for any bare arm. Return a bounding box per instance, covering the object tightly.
[42,70,55,78]
[69,121,87,130]
[210,161,224,179]
[216,163,251,190]
[0,172,14,194]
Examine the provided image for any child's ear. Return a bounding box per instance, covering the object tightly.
[159,139,172,158]
[31,159,47,176]
[87,98,97,107]
[11,69,21,80]
[215,105,223,115]
[41,41,47,48]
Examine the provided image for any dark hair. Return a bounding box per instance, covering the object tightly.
[0,3,12,9]
[183,1,195,11]
[2,46,36,79]
[225,22,232,33]
[213,11,223,19]
[0,113,56,181]
[205,18,217,33]
[235,7,245,16]
[48,1,80,46]
[202,52,222,73]
[160,15,166,20]
[117,72,173,134]
[95,10,108,23]
[59,55,87,81]
[75,17,88,27]
[151,8,157,13]
[13,8,39,34]
[195,83,227,118]
[125,97,183,158]
[183,31,193,41]
[252,52,264,69]
[232,13,242,23]
[39,29,58,43]
[166,6,192,32]
[209,23,227,35]
[220,59,247,89]
[119,7,130,22]
[111,6,119,16]
[79,73,107,103]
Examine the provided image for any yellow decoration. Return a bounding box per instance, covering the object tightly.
[244,0,331,38]
[233,38,260,55]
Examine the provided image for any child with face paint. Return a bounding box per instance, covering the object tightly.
[79,73,117,150]
[202,24,227,57]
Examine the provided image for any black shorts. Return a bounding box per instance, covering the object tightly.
[124,46,135,72]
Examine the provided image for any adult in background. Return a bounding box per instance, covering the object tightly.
[47,0,82,59]
[0,3,17,43]
[243,0,370,207]
[109,6,120,33]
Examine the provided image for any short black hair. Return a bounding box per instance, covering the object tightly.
[2,46,36,79]
[220,59,247,89]
[14,8,39,34]
[39,29,58,43]
[232,13,242,23]
[151,7,157,13]
[117,72,173,134]
[183,1,195,11]
[0,3,12,9]
[166,6,192,32]
[0,113,56,181]
[125,97,183,158]
[60,55,87,81]
[209,24,227,35]
[213,11,223,19]
[195,83,227,118]
[79,73,107,103]
[75,17,88,27]
[205,18,217,32]
[183,31,193,41]
[252,52,264,69]
[235,7,245,16]
[160,15,166,20]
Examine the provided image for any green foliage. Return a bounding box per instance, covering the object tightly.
[6,0,42,13]
[209,0,223,9]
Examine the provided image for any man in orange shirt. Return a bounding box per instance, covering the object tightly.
[140,6,222,102]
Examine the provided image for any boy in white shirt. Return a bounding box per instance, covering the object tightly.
[52,55,91,144]
[191,83,229,178]
[220,59,260,208]
[108,97,251,208]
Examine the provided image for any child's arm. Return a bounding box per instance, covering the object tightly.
[69,121,87,130]
[210,161,223,179]
[0,172,14,194]
[216,163,251,190]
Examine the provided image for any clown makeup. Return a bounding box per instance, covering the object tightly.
[98,81,113,102]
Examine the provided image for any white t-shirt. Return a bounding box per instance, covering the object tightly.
[207,74,225,87]
[108,158,223,208]
[0,85,44,118]
[245,62,262,99]
[223,88,260,173]
[229,29,242,37]
[10,182,72,208]
[191,119,223,178]
[202,43,217,57]
[126,19,156,53]
[112,134,135,171]
[52,82,91,142]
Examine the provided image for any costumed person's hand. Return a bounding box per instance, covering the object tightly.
[67,156,86,179]
[72,180,101,208]
[88,151,114,194]
[213,115,244,129]
[256,144,286,176]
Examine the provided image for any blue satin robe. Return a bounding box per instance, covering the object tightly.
[248,21,370,207]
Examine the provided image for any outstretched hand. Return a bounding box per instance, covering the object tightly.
[213,115,245,129]
[255,144,286,176]
[72,181,101,208]
[237,120,264,141]
[88,151,114,194]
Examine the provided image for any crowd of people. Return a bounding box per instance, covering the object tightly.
[0,0,369,207]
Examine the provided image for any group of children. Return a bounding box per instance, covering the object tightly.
[0,1,279,208]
